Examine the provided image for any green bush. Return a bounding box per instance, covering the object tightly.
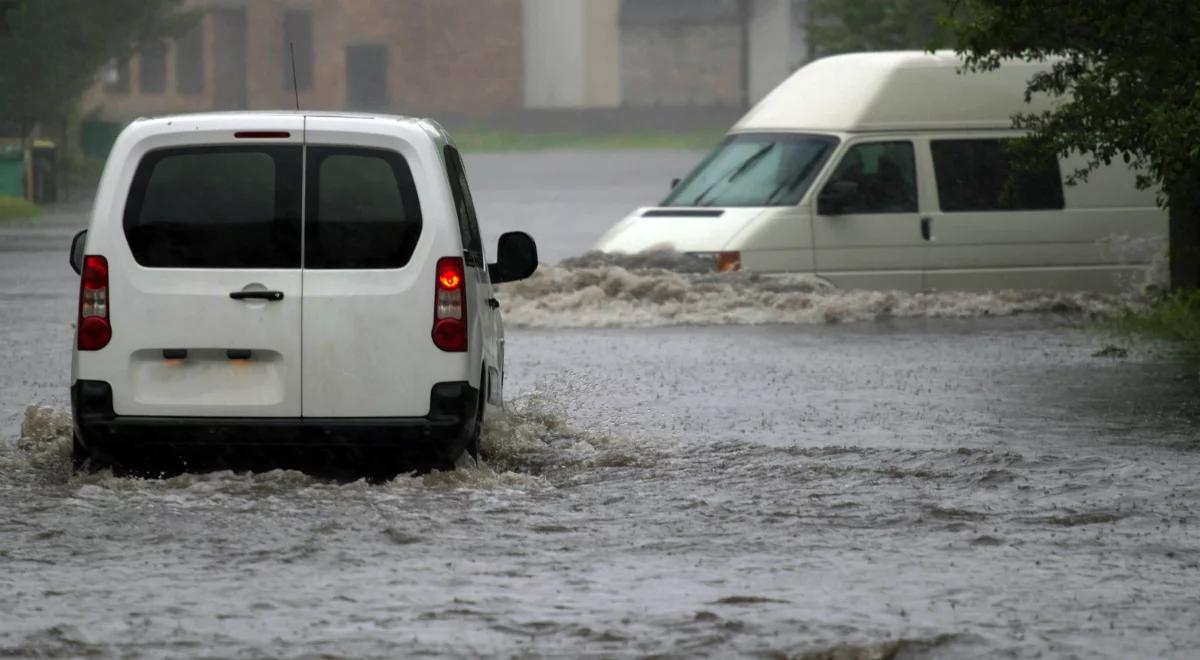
[1113,289,1200,360]
[0,195,41,221]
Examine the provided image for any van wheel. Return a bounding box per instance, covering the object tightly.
[72,433,112,473]
[466,375,486,460]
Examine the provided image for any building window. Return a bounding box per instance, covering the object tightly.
[139,41,168,94]
[102,59,130,94]
[175,24,205,94]
[283,9,313,91]
[345,44,388,111]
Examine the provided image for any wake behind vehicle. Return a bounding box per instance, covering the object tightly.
[68,111,537,474]
[595,51,1166,293]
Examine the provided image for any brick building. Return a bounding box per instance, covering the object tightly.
[83,0,524,122]
[82,0,811,123]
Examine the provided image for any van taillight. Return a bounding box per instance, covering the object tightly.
[432,257,467,352]
[78,255,111,351]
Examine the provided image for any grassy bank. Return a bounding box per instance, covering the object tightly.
[0,195,41,222]
[1112,290,1200,361]
[450,128,724,153]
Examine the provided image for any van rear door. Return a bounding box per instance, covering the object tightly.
[112,124,304,417]
[300,117,434,418]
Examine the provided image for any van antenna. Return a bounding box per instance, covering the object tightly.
[289,41,301,111]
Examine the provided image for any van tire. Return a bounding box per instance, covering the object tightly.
[72,433,112,474]
[466,372,486,460]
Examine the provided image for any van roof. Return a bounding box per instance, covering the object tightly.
[131,110,423,124]
[122,110,450,146]
[734,51,1058,134]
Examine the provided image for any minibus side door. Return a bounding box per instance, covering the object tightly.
[811,138,926,291]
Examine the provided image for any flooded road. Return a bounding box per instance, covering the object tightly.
[2,151,1199,658]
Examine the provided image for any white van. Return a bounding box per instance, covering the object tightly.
[595,51,1166,292]
[67,112,537,473]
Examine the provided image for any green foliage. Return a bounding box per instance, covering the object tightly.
[1113,290,1200,361]
[947,0,1200,197]
[0,0,195,130]
[808,0,950,54]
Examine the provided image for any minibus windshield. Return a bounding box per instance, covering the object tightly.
[662,133,838,208]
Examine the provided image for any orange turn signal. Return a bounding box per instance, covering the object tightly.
[716,251,742,272]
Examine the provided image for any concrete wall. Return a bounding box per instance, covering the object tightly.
[617,0,803,108]
[620,22,741,106]
[581,0,621,108]
[523,0,620,109]
[747,0,793,103]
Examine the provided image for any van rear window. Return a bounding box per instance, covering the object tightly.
[123,146,302,268]
[304,147,422,269]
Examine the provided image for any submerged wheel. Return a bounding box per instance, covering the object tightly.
[71,433,113,473]
[465,375,486,460]
[71,433,89,472]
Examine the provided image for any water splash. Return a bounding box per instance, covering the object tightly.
[10,405,72,474]
[481,393,651,475]
[498,250,1130,329]
[6,396,625,490]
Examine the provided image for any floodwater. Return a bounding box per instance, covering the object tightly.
[2,151,1199,658]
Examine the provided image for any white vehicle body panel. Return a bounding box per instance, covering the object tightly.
[73,112,493,419]
[75,114,306,417]
[300,116,470,418]
[594,52,1168,293]
[594,208,768,254]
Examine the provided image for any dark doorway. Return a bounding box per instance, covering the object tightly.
[212,8,247,110]
[346,44,389,111]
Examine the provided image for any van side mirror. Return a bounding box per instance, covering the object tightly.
[817,180,859,215]
[69,229,87,275]
[488,231,538,284]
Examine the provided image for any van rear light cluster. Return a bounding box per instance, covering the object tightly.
[432,256,467,352]
[77,255,112,350]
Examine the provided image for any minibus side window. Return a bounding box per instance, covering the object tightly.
[820,142,918,214]
[931,139,1064,212]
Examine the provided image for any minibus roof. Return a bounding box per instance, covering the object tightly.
[734,50,1058,134]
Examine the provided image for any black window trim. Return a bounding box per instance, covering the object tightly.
[442,144,484,263]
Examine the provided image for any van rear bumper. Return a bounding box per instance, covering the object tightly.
[71,380,478,456]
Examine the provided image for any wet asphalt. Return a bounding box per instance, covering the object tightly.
[2,150,1199,658]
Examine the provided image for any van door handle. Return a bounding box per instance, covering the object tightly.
[487,297,500,309]
[230,290,284,301]
[920,217,932,241]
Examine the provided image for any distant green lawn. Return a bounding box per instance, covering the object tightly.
[451,128,724,153]
[0,195,41,222]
